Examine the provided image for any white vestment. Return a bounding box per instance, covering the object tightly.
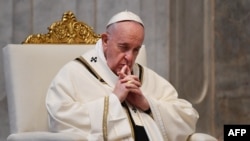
[46,40,199,141]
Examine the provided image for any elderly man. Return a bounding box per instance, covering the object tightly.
[46,11,199,141]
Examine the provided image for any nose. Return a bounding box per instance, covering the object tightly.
[125,51,134,64]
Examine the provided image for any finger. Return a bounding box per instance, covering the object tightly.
[126,85,140,90]
[125,81,141,89]
[125,65,131,75]
[118,72,126,79]
[126,80,141,87]
[128,89,143,96]
[120,76,141,85]
[118,65,129,79]
[120,65,128,74]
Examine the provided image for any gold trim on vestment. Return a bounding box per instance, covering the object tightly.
[75,56,107,84]
[102,96,109,141]
[123,106,135,139]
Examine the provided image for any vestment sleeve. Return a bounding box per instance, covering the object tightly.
[142,68,199,141]
[46,63,102,140]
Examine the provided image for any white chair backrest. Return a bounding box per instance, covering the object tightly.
[3,44,146,133]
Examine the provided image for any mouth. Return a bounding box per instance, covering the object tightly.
[119,64,126,68]
[120,64,132,69]
[116,64,128,72]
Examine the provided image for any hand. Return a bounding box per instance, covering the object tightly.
[113,65,150,111]
[113,65,132,102]
[113,65,140,102]
[126,86,150,111]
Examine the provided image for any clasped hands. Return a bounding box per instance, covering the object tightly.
[113,65,149,111]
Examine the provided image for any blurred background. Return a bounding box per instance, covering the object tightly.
[0,0,249,140]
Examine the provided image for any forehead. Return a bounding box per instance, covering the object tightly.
[108,21,144,41]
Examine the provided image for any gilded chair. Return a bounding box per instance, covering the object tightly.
[3,11,216,141]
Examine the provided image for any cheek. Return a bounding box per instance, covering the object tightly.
[108,54,125,71]
[107,48,123,61]
[106,51,118,64]
[110,53,124,66]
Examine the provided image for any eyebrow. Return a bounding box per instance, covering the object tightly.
[118,43,129,46]
[118,42,141,47]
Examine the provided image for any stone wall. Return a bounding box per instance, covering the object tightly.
[169,0,250,140]
[169,0,216,137]
[214,0,250,140]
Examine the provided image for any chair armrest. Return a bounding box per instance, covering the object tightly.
[188,133,217,141]
[7,132,84,141]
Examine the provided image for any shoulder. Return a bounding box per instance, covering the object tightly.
[138,64,162,79]
[139,64,175,88]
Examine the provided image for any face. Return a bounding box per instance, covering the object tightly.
[102,21,144,75]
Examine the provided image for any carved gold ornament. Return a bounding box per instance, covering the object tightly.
[23,11,101,44]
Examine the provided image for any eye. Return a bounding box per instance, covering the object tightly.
[133,47,141,54]
[118,44,129,52]
[134,47,140,52]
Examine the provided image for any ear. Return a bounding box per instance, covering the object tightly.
[101,33,108,48]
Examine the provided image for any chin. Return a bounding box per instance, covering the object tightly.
[111,68,120,76]
[115,69,122,75]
